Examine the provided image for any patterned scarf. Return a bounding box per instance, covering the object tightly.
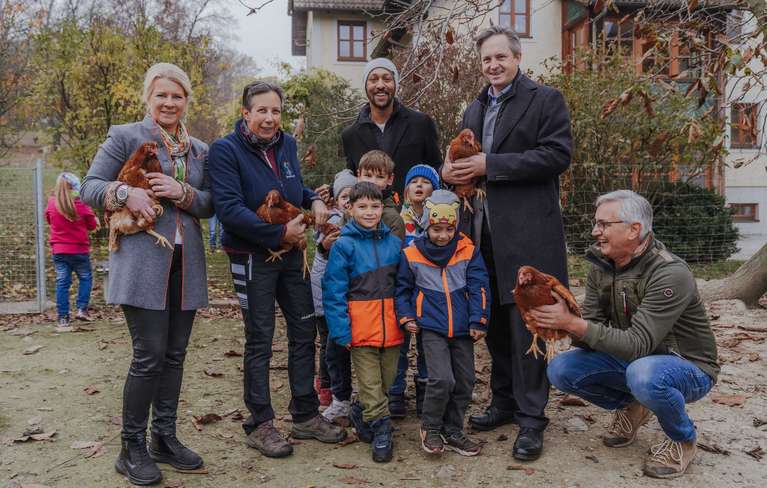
[158,122,190,183]
[239,118,281,152]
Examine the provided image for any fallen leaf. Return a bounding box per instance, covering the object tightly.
[697,441,730,455]
[507,464,535,475]
[338,476,369,485]
[30,431,57,441]
[172,467,209,474]
[497,434,508,441]
[560,394,588,407]
[585,454,599,463]
[97,341,109,350]
[746,446,763,461]
[203,368,223,378]
[84,385,100,395]
[223,350,242,357]
[110,416,122,425]
[338,435,359,446]
[753,417,766,428]
[710,393,746,407]
[23,345,43,355]
[191,413,222,430]
[333,463,357,469]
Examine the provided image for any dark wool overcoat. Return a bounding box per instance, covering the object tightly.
[460,74,572,305]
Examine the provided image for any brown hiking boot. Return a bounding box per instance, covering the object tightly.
[291,414,347,443]
[643,437,697,479]
[603,401,652,448]
[245,420,293,458]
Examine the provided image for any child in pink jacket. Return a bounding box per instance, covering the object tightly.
[45,172,99,327]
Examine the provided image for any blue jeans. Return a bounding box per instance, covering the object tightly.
[547,349,713,442]
[52,253,93,319]
[208,215,222,248]
[389,331,428,397]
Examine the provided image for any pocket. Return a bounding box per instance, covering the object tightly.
[416,291,424,318]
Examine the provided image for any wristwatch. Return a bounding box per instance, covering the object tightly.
[116,184,129,207]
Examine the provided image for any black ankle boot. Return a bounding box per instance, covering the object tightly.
[148,431,204,470]
[115,436,162,486]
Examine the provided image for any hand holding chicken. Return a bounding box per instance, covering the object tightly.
[513,265,582,361]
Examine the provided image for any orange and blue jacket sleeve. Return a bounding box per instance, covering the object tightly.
[395,252,416,327]
[322,239,353,347]
[466,247,490,330]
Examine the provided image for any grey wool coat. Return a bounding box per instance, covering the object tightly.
[81,115,214,311]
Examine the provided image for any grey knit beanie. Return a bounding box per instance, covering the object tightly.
[362,58,399,93]
[332,169,358,198]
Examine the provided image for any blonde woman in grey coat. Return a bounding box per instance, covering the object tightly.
[81,63,213,486]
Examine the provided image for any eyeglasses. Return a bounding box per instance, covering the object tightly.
[591,219,625,231]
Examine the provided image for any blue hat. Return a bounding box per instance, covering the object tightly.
[404,164,440,191]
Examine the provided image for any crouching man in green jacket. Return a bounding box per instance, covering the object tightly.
[529,190,719,479]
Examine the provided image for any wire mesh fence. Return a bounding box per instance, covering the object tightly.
[0,163,747,315]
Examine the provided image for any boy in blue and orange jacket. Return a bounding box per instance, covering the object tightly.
[323,182,404,463]
[395,190,490,457]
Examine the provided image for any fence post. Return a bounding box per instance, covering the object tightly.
[35,158,47,313]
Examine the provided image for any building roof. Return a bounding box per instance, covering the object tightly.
[290,0,385,11]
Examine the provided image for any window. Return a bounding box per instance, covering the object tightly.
[731,103,759,149]
[730,203,759,222]
[337,21,367,62]
[499,0,531,37]
[603,18,634,55]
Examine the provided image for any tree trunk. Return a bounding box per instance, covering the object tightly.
[699,243,767,307]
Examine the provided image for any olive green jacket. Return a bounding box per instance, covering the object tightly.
[580,237,719,382]
[382,195,405,241]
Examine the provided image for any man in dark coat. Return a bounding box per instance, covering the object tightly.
[342,58,442,197]
[442,25,572,461]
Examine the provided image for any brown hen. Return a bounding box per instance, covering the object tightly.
[107,142,171,252]
[513,265,582,361]
[448,128,485,213]
[255,189,319,277]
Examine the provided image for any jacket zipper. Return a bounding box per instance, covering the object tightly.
[621,286,628,317]
[259,148,285,194]
[372,231,386,347]
[441,267,454,337]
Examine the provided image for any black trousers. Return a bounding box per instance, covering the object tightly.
[482,226,550,431]
[228,249,319,434]
[420,330,475,435]
[121,245,196,439]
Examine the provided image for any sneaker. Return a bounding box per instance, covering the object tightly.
[603,401,652,448]
[318,387,332,407]
[420,428,444,454]
[643,437,697,479]
[57,317,71,328]
[323,397,351,425]
[388,394,406,419]
[291,414,347,443]
[75,309,94,321]
[245,420,293,458]
[370,417,393,463]
[442,431,482,457]
[350,402,372,443]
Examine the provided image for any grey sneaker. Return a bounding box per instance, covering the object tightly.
[322,397,351,425]
[420,428,444,454]
[442,431,482,456]
[291,414,347,443]
[643,437,697,479]
[57,317,71,328]
[603,401,652,448]
[75,309,94,321]
[245,421,293,458]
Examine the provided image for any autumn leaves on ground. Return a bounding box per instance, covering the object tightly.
[1,301,766,488]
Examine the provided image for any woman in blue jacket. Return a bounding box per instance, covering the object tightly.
[208,81,345,458]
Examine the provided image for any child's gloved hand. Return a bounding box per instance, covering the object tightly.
[405,321,419,333]
[470,329,486,342]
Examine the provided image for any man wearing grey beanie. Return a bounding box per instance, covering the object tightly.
[342,58,442,198]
